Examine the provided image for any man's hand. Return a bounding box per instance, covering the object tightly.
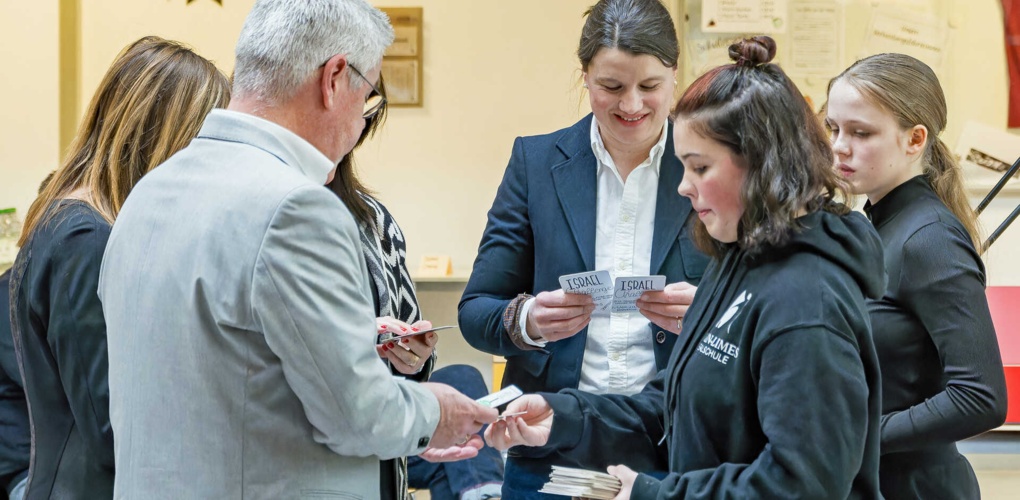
[636,281,697,334]
[418,434,485,463]
[484,394,553,450]
[422,382,498,449]
[525,290,595,342]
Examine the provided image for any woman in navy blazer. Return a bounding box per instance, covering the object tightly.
[458,0,708,497]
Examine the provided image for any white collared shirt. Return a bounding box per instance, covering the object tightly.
[520,119,667,396]
[210,109,335,185]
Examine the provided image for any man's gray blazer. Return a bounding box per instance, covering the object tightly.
[98,110,440,499]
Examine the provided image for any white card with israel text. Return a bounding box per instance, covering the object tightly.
[611,275,666,313]
[558,270,614,315]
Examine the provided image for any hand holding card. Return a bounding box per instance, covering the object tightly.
[377,325,456,345]
[483,393,554,450]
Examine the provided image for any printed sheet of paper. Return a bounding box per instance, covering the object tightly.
[701,0,788,34]
[785,0,843,78]
[611,275,667,313]
[861,7,949,74]
[559,270,614,315]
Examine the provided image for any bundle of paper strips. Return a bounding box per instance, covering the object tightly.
[538,465,622,499]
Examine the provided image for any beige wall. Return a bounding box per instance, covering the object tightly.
[1,0,1017,285]
[79,0,250,101]
[0,0,59,216]
[71,0,599,277]
[357,0,596,275]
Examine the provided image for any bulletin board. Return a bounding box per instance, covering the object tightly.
[675,0,1020,194]
[677,0,959,115]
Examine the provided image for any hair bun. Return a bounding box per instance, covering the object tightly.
[728,36,777,67]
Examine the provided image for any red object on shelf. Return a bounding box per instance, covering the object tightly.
[987,286,1020,424]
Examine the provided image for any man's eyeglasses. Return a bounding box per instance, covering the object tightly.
[348,64,386,119]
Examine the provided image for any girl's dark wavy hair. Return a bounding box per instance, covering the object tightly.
[673,36,849,259]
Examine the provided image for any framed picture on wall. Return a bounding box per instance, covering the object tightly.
[380,7,423,107]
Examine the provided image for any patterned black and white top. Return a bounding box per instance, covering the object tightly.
[358,194,422,326]
[356,193,435,500]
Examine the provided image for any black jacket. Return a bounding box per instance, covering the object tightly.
[865,176,1007,497]
[8,201,114,499]
[0,269,29,495]
[540,208,886,499]
[459,115,709,394]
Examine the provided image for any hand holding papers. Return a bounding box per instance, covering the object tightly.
[634,281,698,334]
[420,385,521,464]
[483,394,554,451]
[539,466,623,499]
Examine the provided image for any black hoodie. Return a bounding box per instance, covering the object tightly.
[538,208,886,499]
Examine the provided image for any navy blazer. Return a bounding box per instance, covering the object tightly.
[459,114,709,394]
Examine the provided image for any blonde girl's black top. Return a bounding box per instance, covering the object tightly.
[864,175,1007,497]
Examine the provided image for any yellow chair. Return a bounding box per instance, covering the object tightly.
[492,355,506,392]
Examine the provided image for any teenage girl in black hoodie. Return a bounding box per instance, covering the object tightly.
[484,36,885,499]
[827,53,1007,499]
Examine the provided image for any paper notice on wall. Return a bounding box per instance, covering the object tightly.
[686,32,746,81]
[861,7,949,74]
[701,0,788,34]
[955,120,1020,189]
[785,0,843,78]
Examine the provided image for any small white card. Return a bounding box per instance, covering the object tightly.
[476,384,522,408]
[496,410,527,421]
[559,270,614,315]
[559,271,667,315]
[611,275,667,313]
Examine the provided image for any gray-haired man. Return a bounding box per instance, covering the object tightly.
[98,1,496,498]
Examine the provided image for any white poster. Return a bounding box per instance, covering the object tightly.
[861,7,950,74]
[701,0,788,34]
[785,0,843,78]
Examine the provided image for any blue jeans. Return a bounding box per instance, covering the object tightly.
[408,365,504,500]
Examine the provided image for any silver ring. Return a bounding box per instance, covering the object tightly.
[676,317,683,330]
[456,434,470,445]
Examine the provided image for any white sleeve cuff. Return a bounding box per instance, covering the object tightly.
[518,297,548,347]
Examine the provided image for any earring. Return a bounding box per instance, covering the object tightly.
[583,82,588,89]
[674,80,678,85]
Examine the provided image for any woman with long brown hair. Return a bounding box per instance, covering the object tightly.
[8,36,229,499]
[826,53,1007,499]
